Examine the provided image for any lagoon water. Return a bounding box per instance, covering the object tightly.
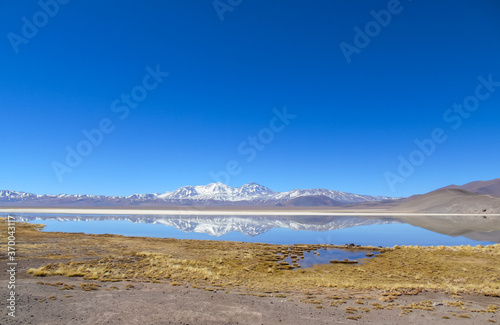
[6,213,498,247]
[285,249,381,268]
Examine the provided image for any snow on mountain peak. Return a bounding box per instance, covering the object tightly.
[195,182,233,195]
[0,182,396,206]
[168,185,199,199]
[237,182,274,196]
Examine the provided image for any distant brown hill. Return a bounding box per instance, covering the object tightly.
[441,178,500,197]
[390,188,500,214]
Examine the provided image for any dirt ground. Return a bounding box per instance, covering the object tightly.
[1,258,499,325]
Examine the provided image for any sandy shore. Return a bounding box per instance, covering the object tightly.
[2,207,500,216]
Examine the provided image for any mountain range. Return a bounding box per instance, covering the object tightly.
[2,179,499,213]
[0,182,395,207]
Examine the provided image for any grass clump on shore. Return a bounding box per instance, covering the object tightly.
[79,283,101,291]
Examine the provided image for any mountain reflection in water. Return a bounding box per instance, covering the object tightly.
[8,214,499,246]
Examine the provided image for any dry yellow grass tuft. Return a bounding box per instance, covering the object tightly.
[488,305,499,313]
[59,284,75,290]
[458,314,471,318]
[27,268,49,276]
[79,283,101,291]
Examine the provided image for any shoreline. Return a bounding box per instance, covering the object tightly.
[2,207,500,216]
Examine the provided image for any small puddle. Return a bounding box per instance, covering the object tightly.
[282,247,380,269]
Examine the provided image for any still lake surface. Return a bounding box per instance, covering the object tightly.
[6,213,498,247]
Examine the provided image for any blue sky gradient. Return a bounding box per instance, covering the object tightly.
[1,0,499,197]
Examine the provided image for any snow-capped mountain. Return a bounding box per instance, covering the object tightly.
[155,182,394,204]
[0,182,397,207]
[157,182,275,201]
[271,188,384,203]
[0,190,38,201]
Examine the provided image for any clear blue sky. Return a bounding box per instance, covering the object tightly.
[1,0,499,197]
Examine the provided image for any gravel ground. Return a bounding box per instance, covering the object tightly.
[1,267,498,325]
